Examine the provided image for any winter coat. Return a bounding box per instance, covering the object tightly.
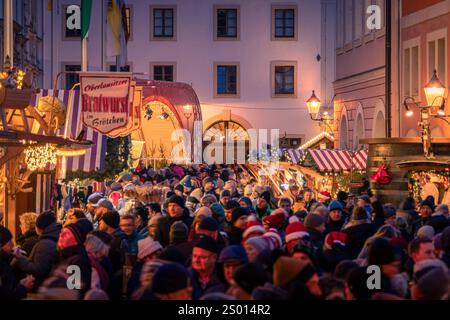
[124,232,144,256]
[189,267,223,300]
[0,250,27,300]
[16,230,39,256]
[321,247,350,273]
[254,205,272,220]
[58,245,92,297]
[325,218,345,235]
[305,199,317,212]
[11,223,61,288]
[226,225,244,245]
[154,209,193,247]
[425,215,449,234]
[307,228,325,251]
[342,222,376,259]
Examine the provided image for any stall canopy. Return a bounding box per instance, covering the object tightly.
[286,148,304,164]
[309,149,368,171]
[31,89,106,172]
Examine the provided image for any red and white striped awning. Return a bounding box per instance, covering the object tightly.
[309,149,368,171]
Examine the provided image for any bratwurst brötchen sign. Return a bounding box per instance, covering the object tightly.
[80,72,132,135]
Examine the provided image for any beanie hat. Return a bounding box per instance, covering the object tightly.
[420,199,434,210]
[174,184,184,193]
[260,191,271,203]
[220,190,231,198]
[243,215,265,239]
[318,191,331,201]
[151,263,190,294]
[210,203,225,218]
[90,230,114,245]
[245,236,271,254]
[417,225,435,240]
[304,213,325,230]
[238,197,253,209]
[273,256,314,288]
[285,216,309,243]
[231,207,250,224]
[198,217,219,232]
[328,200,344,212]
[416,267,450,300]
[225,200,241,210]
[292,242,317,265]
[233,263,269,295]
[324,232,348,251]
[179,175,193,189]
[100,211,120,229]
[66,218,93,245]
[97,199,115,211]
[0,226,13,247]
[36,211,56,230]
[218,245,248,264]
[138,237,163,260]
[169,221,188,244]
[337,191,348,202]
[195,206,213,219]
[87,192,105,206]
[263,228,283,248]
[271,208,289,218]
[358,195,371,203]
[244,185,253,196]
[194,236,219,254]
[202,177,215,187]
[168,195,185,208]
[262,212,285,229]
[368,237,399,266]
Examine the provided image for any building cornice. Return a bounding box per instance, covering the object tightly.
[401,0,450,29]
[333,67,385,91]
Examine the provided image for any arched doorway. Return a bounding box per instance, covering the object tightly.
[203,120,249,164]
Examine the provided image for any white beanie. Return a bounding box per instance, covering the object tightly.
[138,237,163,260]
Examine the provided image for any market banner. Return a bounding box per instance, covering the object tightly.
[80,72,132,135]
[107,84,142,137]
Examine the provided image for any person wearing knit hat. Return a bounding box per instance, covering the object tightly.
[417,225,435,240]
[262,210,285,231]
[138,237,163,261]
[231,263,270,300]
[273,256,320,297]
[238,196,254,211]
[225,207,250,245]
[210,203,225,228]
[321,232,349,272]
[317,191,331,205]
[219,189,231,207]
[326,200,346,234]
[167,194,185,209]
[216,245,248,291]
[242,215,265,241]
[36,211,56,231]
[190,236,221,299]
[255,190,272,220]
[304,213,326,250]
[244,236,271,263]
[170,221,188,245]
[200,194,217,208]
[285,216,310,254]
[174,184,184,197]
[195,206,213,219]
[368,237,403,278]
[65,218,93,246]
[151,263,193,300]
[263,228,283,249]
[198,217,220,241]
[292,242,318,266]
[179,175,193,190]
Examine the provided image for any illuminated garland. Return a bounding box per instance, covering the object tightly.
[406,170,450,200]
[24,144,57,171]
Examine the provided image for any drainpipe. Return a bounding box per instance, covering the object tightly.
[386,0,392,138]
[397,0,401,137]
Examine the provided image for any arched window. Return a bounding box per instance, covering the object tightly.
[340,114,348,150]
[373,110,386,138]
[354,112,365,150]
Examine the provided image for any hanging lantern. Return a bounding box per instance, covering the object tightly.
[370,164,392,185]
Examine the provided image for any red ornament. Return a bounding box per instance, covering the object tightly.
[370,164,392,185]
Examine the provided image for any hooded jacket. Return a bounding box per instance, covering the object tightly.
[16,229,39,256]
[58,245,92,297]
[0,250,27,300]
[11,223,62,288]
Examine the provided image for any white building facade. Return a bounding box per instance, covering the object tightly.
[37,0,336,144]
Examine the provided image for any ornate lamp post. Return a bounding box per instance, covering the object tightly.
[306,90,335,134]
[403,70,450,159]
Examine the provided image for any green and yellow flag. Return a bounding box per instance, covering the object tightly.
[81,0,92,39]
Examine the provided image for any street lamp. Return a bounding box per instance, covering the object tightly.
[306,90,335,134]
[403,69,450,159]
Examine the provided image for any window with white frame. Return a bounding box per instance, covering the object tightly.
[403,38,420,98]
[427,30,447,86]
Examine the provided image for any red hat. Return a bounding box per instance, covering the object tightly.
[285,216,309,243]
[264,228,282,248]
[318,191,331,201]
[324,231,347,250]
[242,215,265,240]
[262,208,287,229]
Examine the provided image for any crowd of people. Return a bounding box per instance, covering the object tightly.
[1,163,450,300]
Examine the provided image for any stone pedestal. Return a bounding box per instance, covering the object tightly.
[360,138,450,206]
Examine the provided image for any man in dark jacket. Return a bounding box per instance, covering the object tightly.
[226,207,250,245]
[0,226,33,300]
[189,236,222,299]
[11,211,62,290]
[342,207,376,259]
[304,213,326,251]
[304,189,317,212]
[56,218,93,298]
[155,195,193,247]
